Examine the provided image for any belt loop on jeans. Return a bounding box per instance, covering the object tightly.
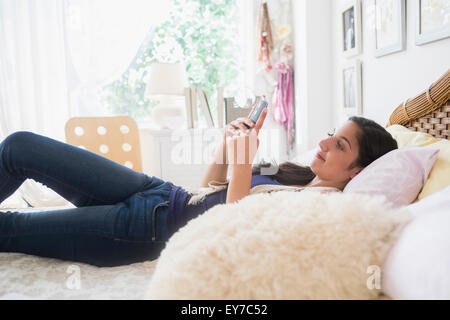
[152,200,169,241]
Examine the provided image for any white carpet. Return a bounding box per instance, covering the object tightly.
[0,252,158,300]
[1,205,159,300]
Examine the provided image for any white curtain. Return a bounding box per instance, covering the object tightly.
[0,0,70,140]
[0,0,164,207]
[64,0,167,117]
[0,0,72,207]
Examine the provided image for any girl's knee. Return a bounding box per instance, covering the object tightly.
[2,131,36,147]
[0,132,38,162]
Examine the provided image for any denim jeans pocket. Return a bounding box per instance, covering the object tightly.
[151,200,170,242]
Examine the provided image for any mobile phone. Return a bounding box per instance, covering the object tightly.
[244,99,268,129]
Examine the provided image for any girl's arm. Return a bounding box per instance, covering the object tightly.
[200,136,228,187]
[225,107,268,204]
[200,105,258,188]
[226,164,252,203]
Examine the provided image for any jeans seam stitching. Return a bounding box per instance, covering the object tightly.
[0,232,155,244]
[0,229,114,239]
[16,166,114,204]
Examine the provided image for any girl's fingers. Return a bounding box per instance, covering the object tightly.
[254,108,268,135]
[247,101,258,118]
[230,120,252,133]
[239,117,255,128]
[244,119,255,128]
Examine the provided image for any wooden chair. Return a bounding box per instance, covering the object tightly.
[65,116,143,172]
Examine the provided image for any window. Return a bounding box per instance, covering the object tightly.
[101,0,244,126]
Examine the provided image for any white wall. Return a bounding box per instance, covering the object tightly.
[292,0,450,156]
[292,0,333,155]
[330,0,450,127]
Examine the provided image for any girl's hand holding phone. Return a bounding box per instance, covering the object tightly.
[225,105,268,165]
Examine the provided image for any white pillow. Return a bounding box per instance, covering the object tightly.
[405,185,450,218]
[382,186,450,299]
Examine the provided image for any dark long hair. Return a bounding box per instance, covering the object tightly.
[251,116,398,186]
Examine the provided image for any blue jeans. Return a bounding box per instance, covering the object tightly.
[0,131,175,267]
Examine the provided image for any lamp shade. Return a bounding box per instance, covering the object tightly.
[145,62,187,96]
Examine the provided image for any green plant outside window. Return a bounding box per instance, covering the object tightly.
[102,0,243,125]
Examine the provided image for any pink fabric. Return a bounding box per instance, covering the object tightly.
[343,147,439,208]
[272,64,295,151]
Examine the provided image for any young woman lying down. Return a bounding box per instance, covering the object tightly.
[0,105,397,266]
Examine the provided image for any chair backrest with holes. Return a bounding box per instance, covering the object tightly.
[65,116,143,172]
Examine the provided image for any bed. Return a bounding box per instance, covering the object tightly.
[0,73,449,300]
[0,205,160,300]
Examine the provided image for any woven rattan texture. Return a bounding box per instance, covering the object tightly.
[387,69,449,140]
[404,102,450,140]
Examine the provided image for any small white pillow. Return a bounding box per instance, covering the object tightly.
[382,186,450,299]
[344,147,439,208]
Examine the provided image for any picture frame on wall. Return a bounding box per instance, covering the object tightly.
[341,0,362,58]
[374,0,406,57]
[415,0,450,45]
[342,59,362,116]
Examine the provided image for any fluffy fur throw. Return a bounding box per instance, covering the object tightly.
[146,190,411,300]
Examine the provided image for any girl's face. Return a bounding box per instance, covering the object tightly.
[310,121,363,186]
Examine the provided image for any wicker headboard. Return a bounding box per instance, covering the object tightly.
[402,100,450,140]
[387,69,450,140]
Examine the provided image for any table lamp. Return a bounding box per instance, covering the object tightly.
[145,62,188,129]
